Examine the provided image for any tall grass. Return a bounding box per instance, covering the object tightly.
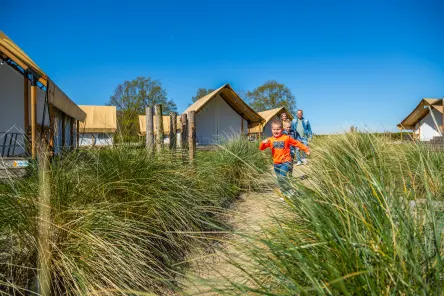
[219,133,444,295]
[0,137,266,295]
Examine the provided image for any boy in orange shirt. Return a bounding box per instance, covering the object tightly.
[259,119,310,194]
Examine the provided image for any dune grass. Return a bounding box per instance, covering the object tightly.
[0,137,266,295]
[217,133,444,295]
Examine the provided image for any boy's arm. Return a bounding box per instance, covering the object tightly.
[259,138,271,150]
[289,137,310,154]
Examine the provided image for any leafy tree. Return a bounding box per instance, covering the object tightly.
[246,80,296,114]
[191,88,215,103]
[108,77,176,135]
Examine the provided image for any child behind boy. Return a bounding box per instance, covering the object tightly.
[282,121,295,174]
[259,119,310,195]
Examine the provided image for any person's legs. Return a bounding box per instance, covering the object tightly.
[295,148,302,165]
[299,137,308,163]
[274,162,291,193]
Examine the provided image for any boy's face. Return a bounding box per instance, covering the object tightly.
[271,124,283,137]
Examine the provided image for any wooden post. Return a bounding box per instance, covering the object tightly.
[24,73,29,134]
[61,113,66,149]
[169,112,177,150]
[188,111,196,161]
[31,77,37,159]
[145,106,154,152]
[442,99,444,134]
[418,124,421,141]
[155,104,163,151]
[76,120,80,147]
[70,118,74,149]
[37,139,51,296]
[241,118,244,136]
[258,123,262,140]
[180,114,187,149]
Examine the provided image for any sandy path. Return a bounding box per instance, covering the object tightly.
[180,191,282,295]
[179,165,310,295]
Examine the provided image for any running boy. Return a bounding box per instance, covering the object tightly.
[259,119,310,194]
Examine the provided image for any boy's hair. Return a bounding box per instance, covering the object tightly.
[271,119,283,128]
[283,121,291,128]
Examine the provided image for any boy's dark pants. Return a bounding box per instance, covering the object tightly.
[274,161,292,193]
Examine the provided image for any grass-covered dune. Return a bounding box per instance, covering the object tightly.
[0,138,266,295]
[220,133,444,295]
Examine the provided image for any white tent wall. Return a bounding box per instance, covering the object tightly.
[0,63,26,155]
[79,133,94,146]
[195,94,248,145]
[0,64,24,133]
[95,133,113,146]
[418,109,443,141]
[0,63,59,156]
[79,133,113,146]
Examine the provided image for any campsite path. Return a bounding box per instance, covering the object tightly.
[179,166,309,295]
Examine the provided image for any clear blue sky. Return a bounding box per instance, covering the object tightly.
[2,0,443,134]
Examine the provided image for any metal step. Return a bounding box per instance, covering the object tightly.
[0,157,30,180]
[430,136,444,144]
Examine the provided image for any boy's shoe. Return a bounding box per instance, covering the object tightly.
[279,197,285,202]
[295,161,302,166]
[302,159,308,165]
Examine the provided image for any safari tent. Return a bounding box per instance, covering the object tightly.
[398,98,443,141]
[183,84,264,145]
[0,30,86,161]
[138,114,181,145]
[249,107,294,138]
[79,106,117,146]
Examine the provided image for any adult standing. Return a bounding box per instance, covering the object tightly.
[280,112,291,126]
[291,109,312,165]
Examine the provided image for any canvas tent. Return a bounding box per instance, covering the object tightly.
[79,106,117,146]
[0,30,86,159]
[398,98,444,141]
[249,107,294,138]
[183,84,264,145]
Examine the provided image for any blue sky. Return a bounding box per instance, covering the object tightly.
[2,0,443,134]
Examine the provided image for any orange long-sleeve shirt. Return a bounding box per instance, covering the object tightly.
[259,134,310,164]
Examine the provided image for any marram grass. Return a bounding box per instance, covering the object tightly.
[216,133,444,295]
[0,137,266,295]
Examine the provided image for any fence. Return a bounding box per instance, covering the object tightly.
[145,105,197,161]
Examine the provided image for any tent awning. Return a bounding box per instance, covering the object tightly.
[79,106,117,133]
[398,98,443,130]
[0,30,86,121]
